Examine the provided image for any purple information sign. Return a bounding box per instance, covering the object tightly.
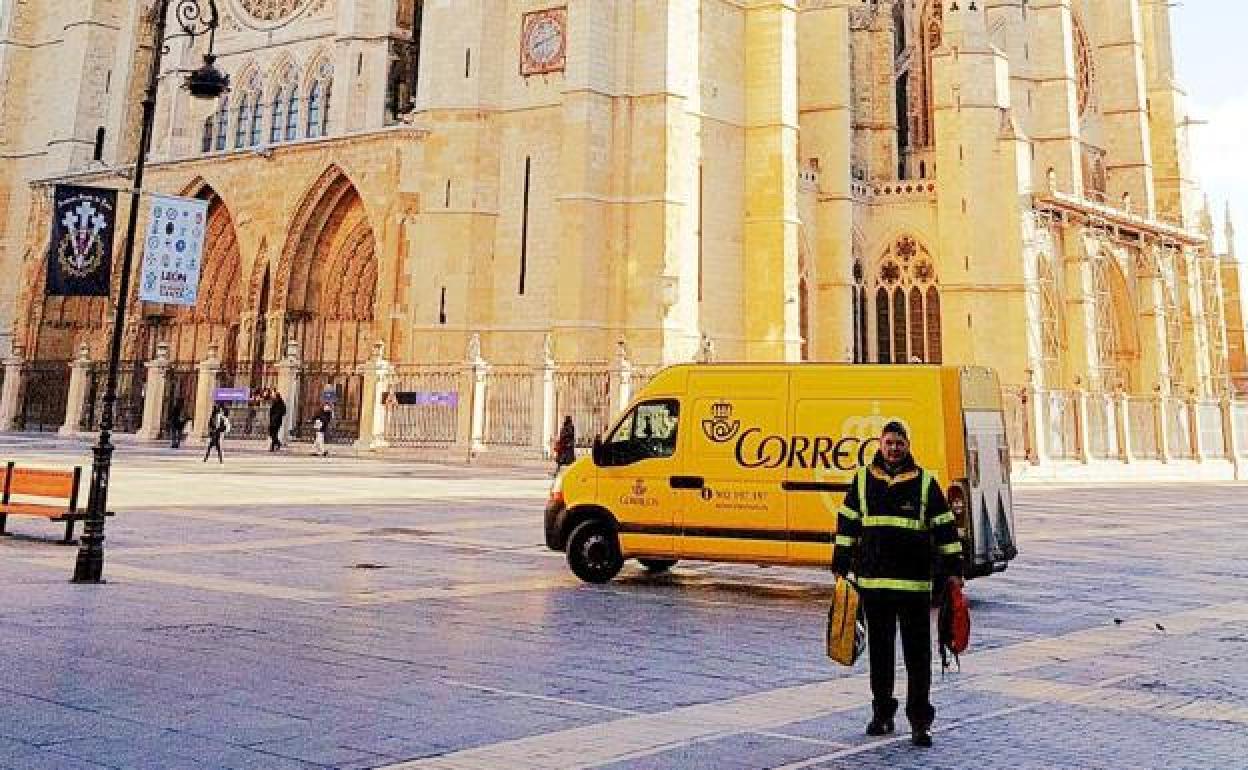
[213,387,250,402]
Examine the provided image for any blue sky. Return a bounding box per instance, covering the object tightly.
[1173,3,1246,259]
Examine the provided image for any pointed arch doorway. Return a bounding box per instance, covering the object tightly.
[277,168,379,443]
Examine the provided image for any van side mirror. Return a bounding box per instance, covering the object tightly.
[591,435,605,466]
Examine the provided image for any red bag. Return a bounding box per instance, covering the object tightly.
[938,581,971,673]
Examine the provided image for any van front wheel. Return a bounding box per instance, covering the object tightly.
[566,520,624,584]
[639,559,677,573]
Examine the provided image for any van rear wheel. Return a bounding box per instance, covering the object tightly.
[566,520,624,584]
[639,559,677,573]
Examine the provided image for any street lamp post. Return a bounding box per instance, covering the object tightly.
[72,0,228,583]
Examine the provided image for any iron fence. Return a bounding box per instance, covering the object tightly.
[158,366,199,440]
[216,365,279,441]
[383,365,461,447]
[554,367,611,447]
[80,361,146,434]
[1000,387,1029,461]
[484,368,535,448]
[1044,390,1080,460]
[1197,401,1226,457]
[15,362,70,432]
[1127,397,1159,459]
[1235,402,1248,457]
[1166,399,1194,460]
[1084,393,1118,460]
[294,363,363,445]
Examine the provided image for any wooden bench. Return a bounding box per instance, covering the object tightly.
[0,462,84,544]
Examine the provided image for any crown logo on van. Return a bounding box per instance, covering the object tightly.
[702,402,741,443]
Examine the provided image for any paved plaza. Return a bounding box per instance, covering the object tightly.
[0,437,1245,770]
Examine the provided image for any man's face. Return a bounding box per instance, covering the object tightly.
[881,431,909,464]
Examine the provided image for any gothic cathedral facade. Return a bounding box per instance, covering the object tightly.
[1,0,1245,397]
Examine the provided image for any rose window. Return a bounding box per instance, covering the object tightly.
[237,0,307,22]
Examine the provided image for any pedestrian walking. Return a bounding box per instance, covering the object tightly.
[312,401,333,457]
[552,415,577,475]
[268,391,287,452]
[831,421,963,748]
[167,399,187,449]
[202,404,231,464]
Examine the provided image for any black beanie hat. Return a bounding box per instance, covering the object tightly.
[882,420,908,438]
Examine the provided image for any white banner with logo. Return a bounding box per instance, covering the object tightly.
[139,193,209,306]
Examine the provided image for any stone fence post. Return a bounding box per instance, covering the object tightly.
[0,355,23,431]
[355,341,392,451]
[1155,392,1171,463]
[1074,388,1091,464]
[59,343,93,436]
[531,336,556,458]
[136,343,171,441]
[610,341,633,415]
[457,334,488,457]
[1024,379,1048,466]
[275,339,302,446]
[189,345,222,446]
[1116,391,1134,463]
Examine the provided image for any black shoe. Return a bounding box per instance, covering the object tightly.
[866,719,894,736]
[911,727,932,747]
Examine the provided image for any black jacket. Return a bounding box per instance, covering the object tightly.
[269,399,287,423]
[831,452,963,592]
[314,408,332,433]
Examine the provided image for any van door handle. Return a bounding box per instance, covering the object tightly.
[670,476,705,490]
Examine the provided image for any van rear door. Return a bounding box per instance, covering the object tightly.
[960,368,1019,574]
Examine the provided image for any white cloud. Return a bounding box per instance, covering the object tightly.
[1188,94,1248,260]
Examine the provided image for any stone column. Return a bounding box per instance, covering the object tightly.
[136,343,171,441]
[1221,394,1239,462]
[1075,387,1091,464]
[355,341,392,451]
[1116,390,1134,463]
[457,334,488,456]
[532,335,556,458]
[609,340,633,415]
[1188,394,1205,462]
[1095,0,1157,216]
[59,343,93,437]
[275,339,302,446]
[1154,391,1171,463]
[0,355,24,432]
[1024,376,1048,466]
[189,345,222,446]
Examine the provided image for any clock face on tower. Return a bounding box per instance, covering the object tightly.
[520,8,567,75]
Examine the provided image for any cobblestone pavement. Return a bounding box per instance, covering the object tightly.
[0,439,1245,769]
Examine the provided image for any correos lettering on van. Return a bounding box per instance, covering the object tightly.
[703,402,886,471]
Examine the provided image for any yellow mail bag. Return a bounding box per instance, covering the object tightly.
[826,577,867,666]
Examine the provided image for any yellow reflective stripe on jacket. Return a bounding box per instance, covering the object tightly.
[838,505,861,522]
[858,577,932,592]
[857,468,868,515]
[834,535,859,547]
[929,511,955,527]
[938,541,963,555]
[862,515,927,531]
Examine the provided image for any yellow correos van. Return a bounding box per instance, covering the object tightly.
[544,363,1018,584]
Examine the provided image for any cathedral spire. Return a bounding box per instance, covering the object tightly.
[1227,203,1238,261]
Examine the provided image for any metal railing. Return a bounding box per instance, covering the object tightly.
[1234,402,1248,458]
[554,367,611,447]
[16,362,70,432]
[1166,399,1194,460]
[295,363,364,445]
[1044,390,1080,460]
[483,368,535,448]
[1127,397,1160,459]
[80,361,146,434]
[216,365,279,441]
[383,365,461,447]
[1197,401,1225,457]
[158,366,198,440]
[1000,387,1029,461]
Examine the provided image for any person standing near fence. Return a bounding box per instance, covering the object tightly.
[167,399,187,450]
[203,404,231,464]
[268,392,287,452]
[552,415,577,475]
[313,401,333,457]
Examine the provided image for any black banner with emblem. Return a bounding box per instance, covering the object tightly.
[47,184,118,297]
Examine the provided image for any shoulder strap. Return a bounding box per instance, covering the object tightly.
[919,470,932,524]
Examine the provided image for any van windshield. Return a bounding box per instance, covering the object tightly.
[603,400,680,464]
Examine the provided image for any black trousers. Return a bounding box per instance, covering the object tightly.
[268,423,282,451]
[203,434,223,463]
[862,589,934,728]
